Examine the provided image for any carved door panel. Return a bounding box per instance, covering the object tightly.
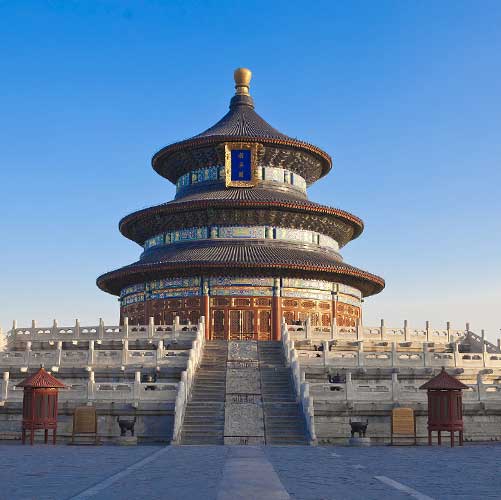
[283,310,295,325]
[212,309,225,340]
[229,310,241,340]
[241,310,254,340]
[257,310,271,341]
[229,310,255,340]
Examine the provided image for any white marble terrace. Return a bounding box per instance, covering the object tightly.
[0,318,206,411]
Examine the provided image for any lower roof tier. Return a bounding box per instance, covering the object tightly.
[97,240,385,297]
[119,187,364,248]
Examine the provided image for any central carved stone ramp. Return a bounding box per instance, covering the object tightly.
[259,341,309,445]
[180,340,228,445]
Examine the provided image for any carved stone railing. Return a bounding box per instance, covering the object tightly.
[282,323,316,445]
[0,370,179,405]
[308,372,501,405]
[6,317,200,344]
[294,342,501,370]
[172,317,206,444]
[0,344,190,370]
[285,319,495,347]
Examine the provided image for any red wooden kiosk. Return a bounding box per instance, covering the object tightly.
[17,367,65,445]
[420,367,468,447]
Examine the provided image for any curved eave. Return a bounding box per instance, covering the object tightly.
[119,198,364,246]
[96,243,384,298]
[151,135,332,183]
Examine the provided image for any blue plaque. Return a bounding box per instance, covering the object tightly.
[231,149,252,182]
[224,142,259,187]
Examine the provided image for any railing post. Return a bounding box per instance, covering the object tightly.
[357,341,364,367]
[453,340,459,367]
[391,342,397,368]
[404,319,409,342]
[123,317,129,339]
[2,372,9,401]
[356,319,363,341]
[75,318,81,338]
[446,321,451,343]
[122,339,129,365]
[52,319,58,337]
[174,315,180,332]
[89,340,95,366]
[380,319,385,341]
[322,341,328,368]
[330,316,336,340]
[391,370,399,402]
[98,318,104,339]
[148,317,155,338]
[477,372,484,402]
[57,341,63,367]
[134,370,141,404]
[25,341,32,367]
[345,371,354,402]
[157,340,164,363]
[88,371,95,401]
[425,320,430,343]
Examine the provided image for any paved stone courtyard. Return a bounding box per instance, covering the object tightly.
[1,443,500,499]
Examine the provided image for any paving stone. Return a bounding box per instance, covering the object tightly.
[1,443,501,499]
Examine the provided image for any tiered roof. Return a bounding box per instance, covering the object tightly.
[97,68,385,299]
[152,68,332,184]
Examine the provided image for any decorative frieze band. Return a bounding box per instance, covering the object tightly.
[120,277,362,306]
[176,165,307,193]
[143,225,340,251]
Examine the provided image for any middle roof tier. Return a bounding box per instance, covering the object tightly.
[119,187,364,248]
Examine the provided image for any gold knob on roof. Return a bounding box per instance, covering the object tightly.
[234,67,252,95]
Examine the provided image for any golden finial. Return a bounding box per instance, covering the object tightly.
[234,67,252,95]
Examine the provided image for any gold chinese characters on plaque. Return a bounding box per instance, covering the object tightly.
[224,142,260,188]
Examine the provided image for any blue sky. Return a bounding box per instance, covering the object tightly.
[1,1,500,338]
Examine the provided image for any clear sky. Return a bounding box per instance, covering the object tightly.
[1,1,500,339]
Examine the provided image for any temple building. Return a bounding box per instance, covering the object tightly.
[96,68,385,341]
[2,69,500,445]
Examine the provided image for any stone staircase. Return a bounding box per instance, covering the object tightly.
[180,341,228,445]
[179,340,308,445]
[259,342,309,445]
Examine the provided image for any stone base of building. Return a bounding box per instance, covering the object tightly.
[0,403,175,444]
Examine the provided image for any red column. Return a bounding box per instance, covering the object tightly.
[272,278,281,341]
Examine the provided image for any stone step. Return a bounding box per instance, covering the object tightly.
[181,425,224,432]
[265,424,305,431]
[183,416,223,421]
[192,384,226,390]
[192,380,226,385]
[265,415,303,421]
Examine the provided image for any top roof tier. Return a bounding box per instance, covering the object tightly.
[151,68,332,185]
